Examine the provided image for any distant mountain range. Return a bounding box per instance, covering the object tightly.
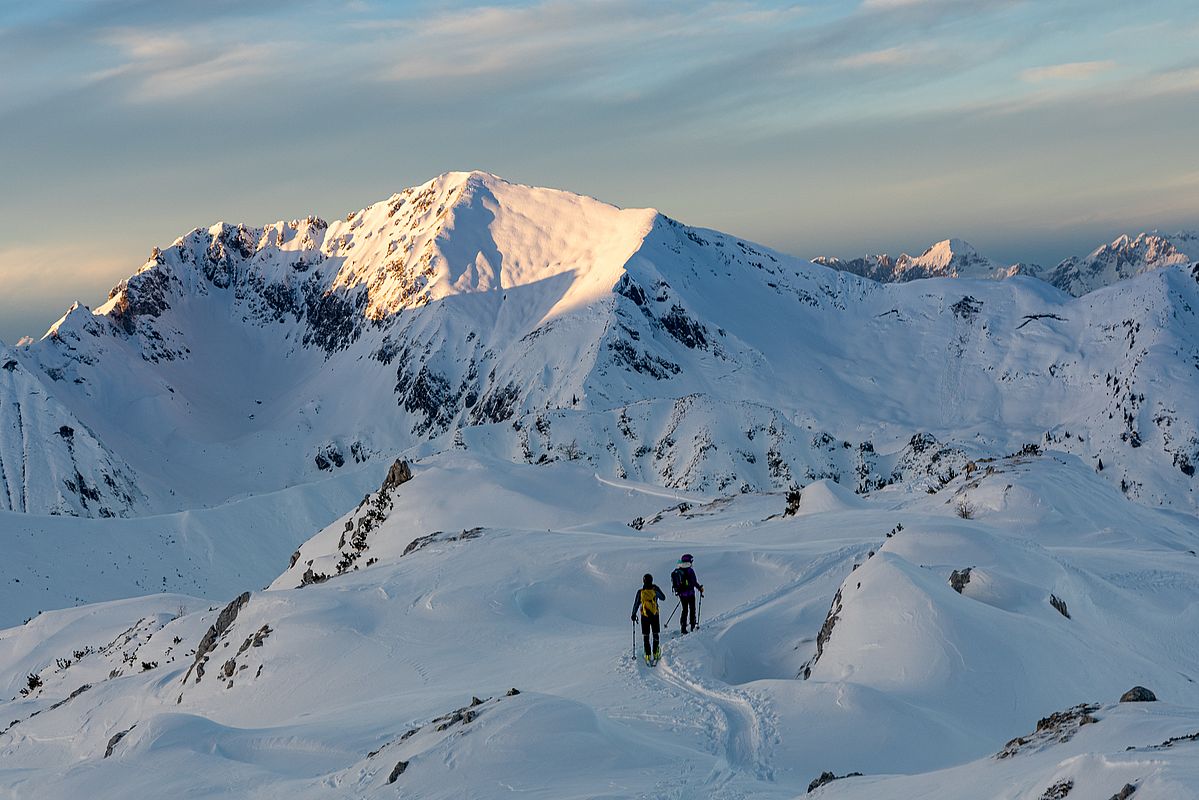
[813,231,1199,295]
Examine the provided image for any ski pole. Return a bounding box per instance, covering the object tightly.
[698,594,702,625]
[632,618,637,660]
[665,600,680,626]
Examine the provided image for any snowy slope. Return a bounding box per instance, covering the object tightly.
[3,451,1198,798]
[813,238,1042,282]
[12,176,1199,519]
[0,462,374,627]
[0,338,142,517]
[1048,230,1199,296]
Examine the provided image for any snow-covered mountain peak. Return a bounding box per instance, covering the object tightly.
[1046,229,1198,296]
[914,237,979,267]
[813,238,1039,283]
[43,301,94,341]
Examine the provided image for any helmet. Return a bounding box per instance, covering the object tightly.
[643,573,653,586]
[680,553,693,564]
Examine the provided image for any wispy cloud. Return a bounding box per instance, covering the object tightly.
[1020,60,1116,83]
[91,27,292,102]
[835,46,930,69]
[367,0,802,89]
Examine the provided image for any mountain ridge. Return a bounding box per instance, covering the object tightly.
[8,173,1199,518]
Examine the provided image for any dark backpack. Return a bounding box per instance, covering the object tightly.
[671,567,690,594]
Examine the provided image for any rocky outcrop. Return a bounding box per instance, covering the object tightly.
[949,567,972,593]
[381,459,413,492]
[183,591,251,685]
[387,760,408,783]
[800,587,843,680]
[1040,779,1073,799]
[295,459,415,585]
[104,724,136,758]
[997,703,1100,758]
[1119,686,1156,703]
[807,770,863,793]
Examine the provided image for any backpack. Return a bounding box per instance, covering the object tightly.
[671,567,691,594]
[640,588,660,616]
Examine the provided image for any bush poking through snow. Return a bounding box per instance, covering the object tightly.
[955,499,975,519]
[784,485,802,516]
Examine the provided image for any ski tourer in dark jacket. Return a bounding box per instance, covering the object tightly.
[671,554,704,634]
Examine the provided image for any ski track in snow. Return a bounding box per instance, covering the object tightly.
[629,544,873,796]
[592,472,706,503]
[656,648,776,790]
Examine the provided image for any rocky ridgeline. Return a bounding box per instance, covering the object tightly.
[294,459,412,586]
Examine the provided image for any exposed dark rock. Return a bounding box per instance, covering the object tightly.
[1109,784,1137,800]
[659,304,708,349]
[1137,729,1199,751]
[104,724,136,758]
[387,760,408,783]
[506,687,521,696]
[403,527,485,557]
[1119,686,1156,703]
[300,566,328,586]
[807,770,863,793]
[949,567,973,593]
[314,444,345,471]
[800,587,843,680]
[1050,594,1071,619]
[184,591,251,684]
[950,295,983,320]
[1040,779,1073,799]
[998,703,1100,758]
[288,550,302,569]
[608,338,681,379]
[382,459,413,493]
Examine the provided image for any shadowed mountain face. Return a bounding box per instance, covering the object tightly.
[7,172,1199,516]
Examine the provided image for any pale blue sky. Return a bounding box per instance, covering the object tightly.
[2,0,1198,342]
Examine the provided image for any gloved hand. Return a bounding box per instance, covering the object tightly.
[631,613,637,622]
[700,587,705,597]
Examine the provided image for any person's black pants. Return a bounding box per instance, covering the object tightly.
[641,613,660,654]
[680,595,697,631]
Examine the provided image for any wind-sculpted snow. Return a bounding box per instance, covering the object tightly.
[3,453,1199,798]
